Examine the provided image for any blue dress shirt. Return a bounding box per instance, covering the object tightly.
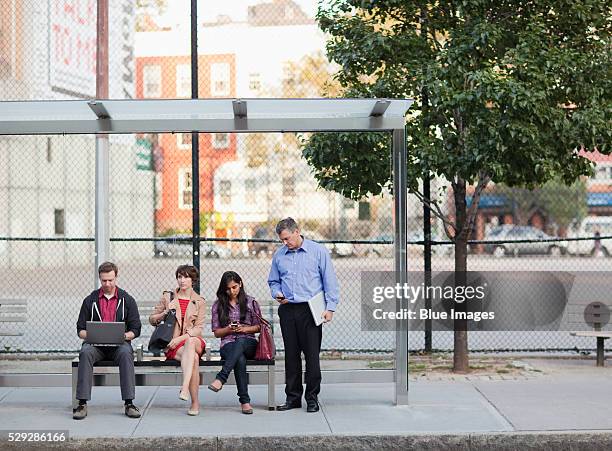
[267,238,340,312]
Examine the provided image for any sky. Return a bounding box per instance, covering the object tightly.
[157,0,321,27]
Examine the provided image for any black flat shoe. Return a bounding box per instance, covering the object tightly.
[306,402,319,413]
[276,402,301,411]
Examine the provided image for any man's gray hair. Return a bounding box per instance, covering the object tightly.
[276,217,299,235]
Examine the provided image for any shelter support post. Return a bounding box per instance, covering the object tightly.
[393,127,408,405]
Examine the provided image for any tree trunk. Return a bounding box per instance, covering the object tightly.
[453,178,469,373]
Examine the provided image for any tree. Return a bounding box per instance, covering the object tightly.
[541,179,588,234]
[304,1,611,371]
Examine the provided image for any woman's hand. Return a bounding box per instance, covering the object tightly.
[167,336,182,350]
[234,324,255,334]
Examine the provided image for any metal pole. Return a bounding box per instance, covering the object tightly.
[95,0,109,285]
[423,177,432,352]
[420,6,432,353]
[190,0,200,292]
[393,127,408,405]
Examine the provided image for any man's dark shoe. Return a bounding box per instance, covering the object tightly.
[276,402,301,411]
[72,404,87,420]
[306,402,319,413]
[125,403,141,418]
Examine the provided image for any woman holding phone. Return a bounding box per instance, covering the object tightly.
[209,271,262,414]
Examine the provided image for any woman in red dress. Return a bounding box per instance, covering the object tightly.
[149,265,206,415]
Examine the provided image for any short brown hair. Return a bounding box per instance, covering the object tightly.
[98,261,118,276]
[175,264,199,288]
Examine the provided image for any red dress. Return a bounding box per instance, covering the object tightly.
[165,298,206,360]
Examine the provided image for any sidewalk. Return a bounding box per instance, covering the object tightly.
[1,358,612,449]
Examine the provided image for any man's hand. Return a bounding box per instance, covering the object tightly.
[124,331,135,341]
[276,293,289,305]
[78,330,87,340]
[322,310,334,323]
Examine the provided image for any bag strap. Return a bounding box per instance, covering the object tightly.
[251,299,271,328]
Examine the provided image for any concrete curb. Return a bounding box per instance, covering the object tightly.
[3,432,612,450]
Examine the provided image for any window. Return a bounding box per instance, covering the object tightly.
[594,165,611,181]
[249,72,261,91]
[358,201,371,220]
[245,179,256,205]
[220,180,232,205]
[212,133,229,149]
[176,64,191,98]
[178,168,193,210]
[54,209,65,235]
[282,174,295,197]
[342,198,355,209]
[177,133,192,149]
[210,62,230,96]
[143,65,162,97]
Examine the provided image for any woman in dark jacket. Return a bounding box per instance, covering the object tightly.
[209,271,261,414]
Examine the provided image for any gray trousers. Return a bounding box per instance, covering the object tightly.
[76,342,135,401]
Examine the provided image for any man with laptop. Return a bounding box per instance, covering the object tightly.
[73,261,142,420]
[268,218,339,413]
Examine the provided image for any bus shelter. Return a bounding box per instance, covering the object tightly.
[0,97,413,404]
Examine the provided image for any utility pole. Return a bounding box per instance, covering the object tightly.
[95,0,109,285]
[190,0,201,292]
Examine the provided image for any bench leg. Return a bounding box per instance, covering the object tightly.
[71,367,78,410]
[597,337,605,367]
[267,366,275,410]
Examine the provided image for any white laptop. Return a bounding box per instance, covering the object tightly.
[85,321,125,346]
[307,292,326,326]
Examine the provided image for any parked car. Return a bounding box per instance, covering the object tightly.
[567,216,612,256]
[483,225,567,257]
[154,235,231,258]
[303,231,354,257]
[249,226,277,258]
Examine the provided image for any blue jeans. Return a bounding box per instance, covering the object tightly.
[217,337,257,404]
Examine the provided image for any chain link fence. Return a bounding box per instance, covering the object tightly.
[1,1,609,355]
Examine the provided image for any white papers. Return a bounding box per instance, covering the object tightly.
[307,292,326,326]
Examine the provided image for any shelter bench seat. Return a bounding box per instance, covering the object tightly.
[71,357,275,410]
[570,331,612,367]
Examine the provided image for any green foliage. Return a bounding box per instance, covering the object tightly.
[304,0,610,201]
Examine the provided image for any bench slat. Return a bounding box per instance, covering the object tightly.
[0,299,27,306]
[72,358,275,367]
[570,331,612,338]
[0,317,27,322]
[0,306,27,314]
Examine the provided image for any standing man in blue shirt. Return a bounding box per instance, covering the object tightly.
[268,217,339,413]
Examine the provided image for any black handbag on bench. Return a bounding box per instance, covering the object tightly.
[148,291,177,353]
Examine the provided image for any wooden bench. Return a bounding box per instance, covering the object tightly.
[0,299,27,337]
[71,356,275,410]
[570,331,612,366]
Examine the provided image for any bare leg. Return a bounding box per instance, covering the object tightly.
[189,353,200,411]
[175,338,203,397]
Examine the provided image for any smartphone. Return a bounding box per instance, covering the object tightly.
[230,321,239,329]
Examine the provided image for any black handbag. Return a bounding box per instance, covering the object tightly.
[148,292,177,353]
